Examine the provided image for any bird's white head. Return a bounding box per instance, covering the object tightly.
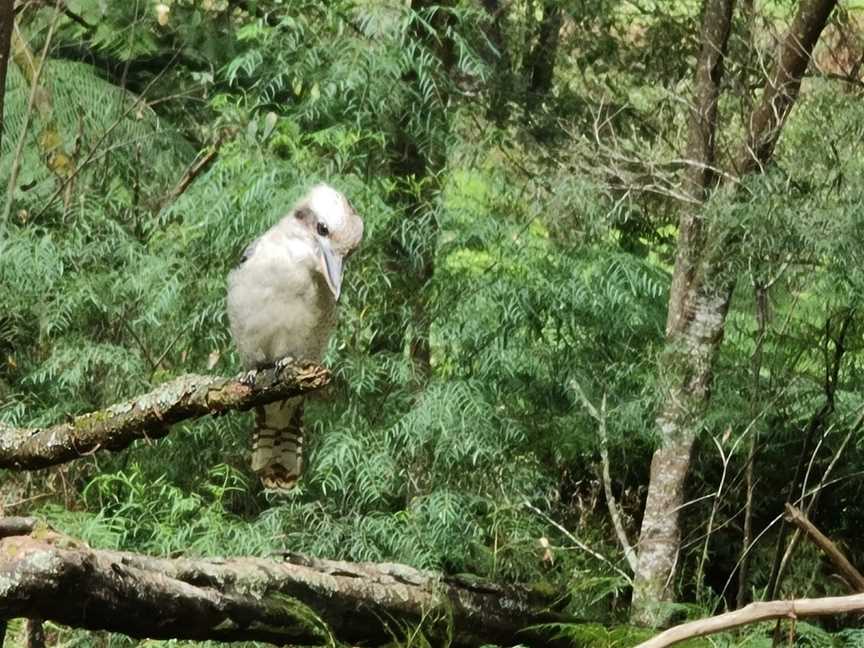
[293,183,363,300]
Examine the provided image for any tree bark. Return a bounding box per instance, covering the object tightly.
[0,0,14,154]
[630,0,837,625]
[736,0,840,175]
[0,360,329,470]
[0,527,562,647]
[630,0,736,625]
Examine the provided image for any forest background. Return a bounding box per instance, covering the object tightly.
[2,0,864,646]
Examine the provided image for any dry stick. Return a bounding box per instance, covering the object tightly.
[774,424,837,583]
[718,426,864,603]
[1,1,63,224]
[784,503,864,592]
[570,382,637,572]
[775,414,862,589]
[161,128,235,207]
[695,431,731,602]
[736,285,802,606]
[0,359,330,471]
[766,311,853,598]
[738,257,786,606]
[523,501,632,584]
[595,394,638,572]
[30,48,182,223]
[635,594,864,648]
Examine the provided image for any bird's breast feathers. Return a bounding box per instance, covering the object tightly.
[227,233,336,366]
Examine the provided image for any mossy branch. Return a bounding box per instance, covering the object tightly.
[0,360,330,470]
[0,519,562,647]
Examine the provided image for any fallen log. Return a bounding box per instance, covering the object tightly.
[0,360,330,470]
[0,526,562,646]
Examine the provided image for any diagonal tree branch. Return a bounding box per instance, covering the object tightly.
[0,520,563,647]
[0,360,330,470]
[784,503,864,592]
[636,593,864,648]
[737,0,838,175]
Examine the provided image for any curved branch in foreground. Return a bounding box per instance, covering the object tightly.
[636,594,864,648]
[0,527,561,647]
[0,360,330,470]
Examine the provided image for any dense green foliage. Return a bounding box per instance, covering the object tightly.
[3,0,864,645]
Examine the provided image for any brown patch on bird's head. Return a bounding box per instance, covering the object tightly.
[292,183,364,300]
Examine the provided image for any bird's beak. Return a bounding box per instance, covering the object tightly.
[317,237,343,300]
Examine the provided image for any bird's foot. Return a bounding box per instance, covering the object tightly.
[274,356,295,373]
[239,368,259,386]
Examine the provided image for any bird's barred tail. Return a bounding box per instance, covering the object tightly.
[251,398,304,491]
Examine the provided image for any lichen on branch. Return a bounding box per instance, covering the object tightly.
[0,359,331,470]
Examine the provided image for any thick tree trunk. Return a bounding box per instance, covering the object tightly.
[630,0,736,624]
[630,0,837,625]
[737,0,840,175]
[0,523,562,647]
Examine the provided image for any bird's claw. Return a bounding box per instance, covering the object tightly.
[240,369,259,386]
[274,356,295,373]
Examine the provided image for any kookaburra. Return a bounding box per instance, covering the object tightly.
[227,184,363,491]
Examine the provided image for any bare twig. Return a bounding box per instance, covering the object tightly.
[767,310,853,598]
[161,129,235,207]
[569,382,637,572]
[31,48,183,222]
[695,430,731,601]
[2,0,64,224]
[776,412,863,590]
[523,500,632,583]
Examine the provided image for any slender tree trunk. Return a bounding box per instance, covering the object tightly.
[737,284,768,608]
[0,0,14,153]
[378,0,454,376]
[524,0,562,110]
[736,0,838,174]
[630,0,837,625]
[479,0,513,122]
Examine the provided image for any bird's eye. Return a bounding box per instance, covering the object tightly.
[317,222,329,237]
